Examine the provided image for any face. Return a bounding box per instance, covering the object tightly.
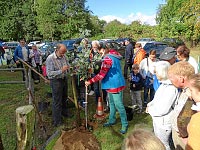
[168,56,176,65]
[149,54,156,62]
[187,81,200,102]
[125,41,129,45]
[176,52,184,61]
[132,67,139,74]
[168,74,185,88]
[99,48,106,57]
[92,44,99,52]
[57,45,67,57]
[20,40,26,47]
[32,45,37,50]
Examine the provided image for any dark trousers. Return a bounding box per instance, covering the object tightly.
[143,87,155,104]
[124,62,132,79]
[32,63,42,81]
[17,62,27,81]
[50,78,68,125]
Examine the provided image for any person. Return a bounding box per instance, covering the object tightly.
[87,40,101,99]
[29,45,42,83]
[139,50,157,107]
[159,47,177,65]
[124,38,134,79]
[128,64,143,113]
[85,41,128,134]
[168,61,195,150]
[152,46,177,91]
[46,44,70,127]
[123,128,165,150]
[146,61,178,150]
[6,51,12,67]
[185,73,200,150]
[0,45,5,65]
[41,62,47,78]
[176,45,198,73]
[14,38,30,81]
[133,43,146,65]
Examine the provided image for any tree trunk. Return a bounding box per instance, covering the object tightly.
[71,75,81,127]
[16,105,35,150]
[0,133,4,150]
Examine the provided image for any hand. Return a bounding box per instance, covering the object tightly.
[132,84,136,88]
[61,65,69,73]
[16,60,20,64]
[85,81,90,86]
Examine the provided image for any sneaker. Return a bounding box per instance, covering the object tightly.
[120,126,128,134]
[103,122,116,127]
[129,105,138,110]
[88,90,94,96]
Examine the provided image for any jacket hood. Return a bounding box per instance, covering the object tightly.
[106,49,123,60]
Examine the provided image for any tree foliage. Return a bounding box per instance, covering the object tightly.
[156,0,200,45]
[0,0,199,45]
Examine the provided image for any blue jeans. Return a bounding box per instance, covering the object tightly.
[50,78,68,125]
[108,91,128,128]
[144,87,155,104]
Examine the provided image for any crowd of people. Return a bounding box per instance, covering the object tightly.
[1,37,200,149]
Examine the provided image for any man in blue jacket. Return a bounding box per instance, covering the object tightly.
[14,38,30,81]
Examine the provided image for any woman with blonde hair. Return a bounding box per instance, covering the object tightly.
[185,73,200,150]
[123,128,165,150]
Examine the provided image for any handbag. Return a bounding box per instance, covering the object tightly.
[144,76,153,89]
[177,98,196,138]
[143,58,154,89]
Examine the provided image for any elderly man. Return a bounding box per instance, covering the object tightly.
[168,61,195,150]
[46,44,70,127]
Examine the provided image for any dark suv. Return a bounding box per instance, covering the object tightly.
[143,41,168,58]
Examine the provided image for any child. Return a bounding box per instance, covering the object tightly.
[128,64,143,113]
[41,62,47,78]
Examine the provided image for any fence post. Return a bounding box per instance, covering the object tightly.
[16,105,35,150]
[28,68,34,104]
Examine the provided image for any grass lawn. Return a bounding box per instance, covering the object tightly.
[0,65,152,150]
[0,44,199,150]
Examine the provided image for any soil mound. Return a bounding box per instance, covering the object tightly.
[53,129,100,150]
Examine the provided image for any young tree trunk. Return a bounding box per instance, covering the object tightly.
[71,75,81,127]
[16,105,35,150]
[0,133,4,150]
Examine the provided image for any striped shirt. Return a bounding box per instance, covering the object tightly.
[46,52,69,79]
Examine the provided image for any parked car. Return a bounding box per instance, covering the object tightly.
[162,38,184,48]
[100,40,126,58]
[143,41,168,58]
[39,42,57,62]
[28,41,45,49]
[61,38,83,52]
[136,38,155,48]
[4,41,19,53]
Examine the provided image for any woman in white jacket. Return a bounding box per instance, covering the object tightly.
[146,61,179,150]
